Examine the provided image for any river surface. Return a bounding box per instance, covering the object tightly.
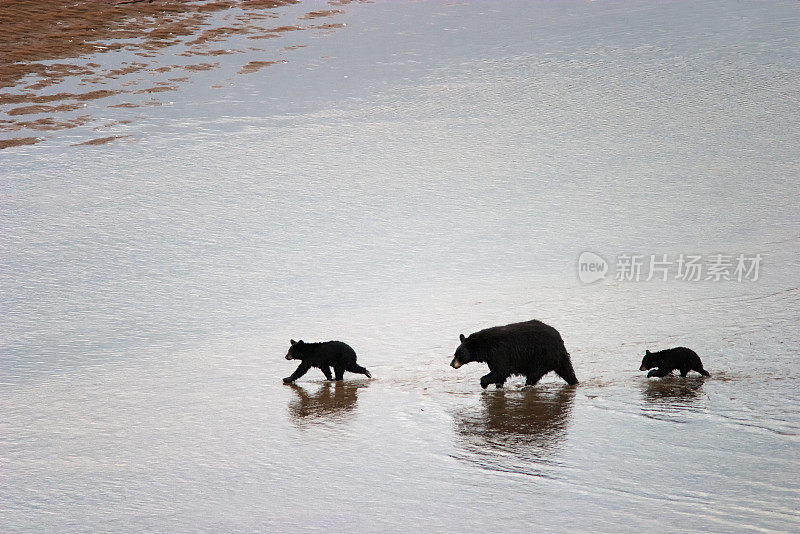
[2,1,799,532]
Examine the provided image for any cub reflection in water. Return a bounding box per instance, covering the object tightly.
[287,382,364,424]
[642,376,706,405]
[454,386,577,471]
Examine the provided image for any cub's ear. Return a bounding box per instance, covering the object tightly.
[645,349,651,355]
[459,333,466,343]
[290,339,296,345]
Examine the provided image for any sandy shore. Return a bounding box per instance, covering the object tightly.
[0,0,357,149]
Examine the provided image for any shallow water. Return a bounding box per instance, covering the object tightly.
[2,0,799,532]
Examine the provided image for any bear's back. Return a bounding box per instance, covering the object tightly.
[318,340,356,358]
[650,347,702,368]
[471,319,563,346]
[656,347,698,358]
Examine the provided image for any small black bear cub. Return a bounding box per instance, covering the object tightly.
[639,347,710,378]
[283,339,371,384]
[450,319,579,389]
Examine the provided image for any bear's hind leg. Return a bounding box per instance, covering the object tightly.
[554,359,579,385]
[679,368,689,377]
[346,363,372,378]
[333,366,345,381]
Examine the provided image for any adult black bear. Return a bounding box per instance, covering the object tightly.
[282,340,371,383]
[450,320,579,389]
[639,347,710,378]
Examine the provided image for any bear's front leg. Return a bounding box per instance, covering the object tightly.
[647,367,672,378]
[480,371,504,389]
[284,362,311,383]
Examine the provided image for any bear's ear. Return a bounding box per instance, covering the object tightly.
[459,333,466,343]
[645,349,650,355]
[290,339,296,345]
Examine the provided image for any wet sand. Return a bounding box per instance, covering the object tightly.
[0,0,358,148]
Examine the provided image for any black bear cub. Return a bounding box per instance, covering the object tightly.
[639,347,710,378]
[283,340,371,383]
[450,319,579,389]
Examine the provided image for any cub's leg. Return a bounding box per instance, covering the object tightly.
[679,368,690,377]
[695,366,711,377]
[284,362,311,383]
[346,362,372,378]
[647,367,673,378]
[321,366,333,380]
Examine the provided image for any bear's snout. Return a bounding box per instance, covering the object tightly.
[639,364,647,371]
[286,354,293,360]
[450,358,462,369]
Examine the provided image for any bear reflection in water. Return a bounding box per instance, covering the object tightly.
[287,382,364,424]
[454,386,576,472]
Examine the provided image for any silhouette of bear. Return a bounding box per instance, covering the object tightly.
[639,347,710,378]
[282,339,371,383]
[450,319,579,389]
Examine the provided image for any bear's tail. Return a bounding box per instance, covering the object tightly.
[555,351,579,385]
